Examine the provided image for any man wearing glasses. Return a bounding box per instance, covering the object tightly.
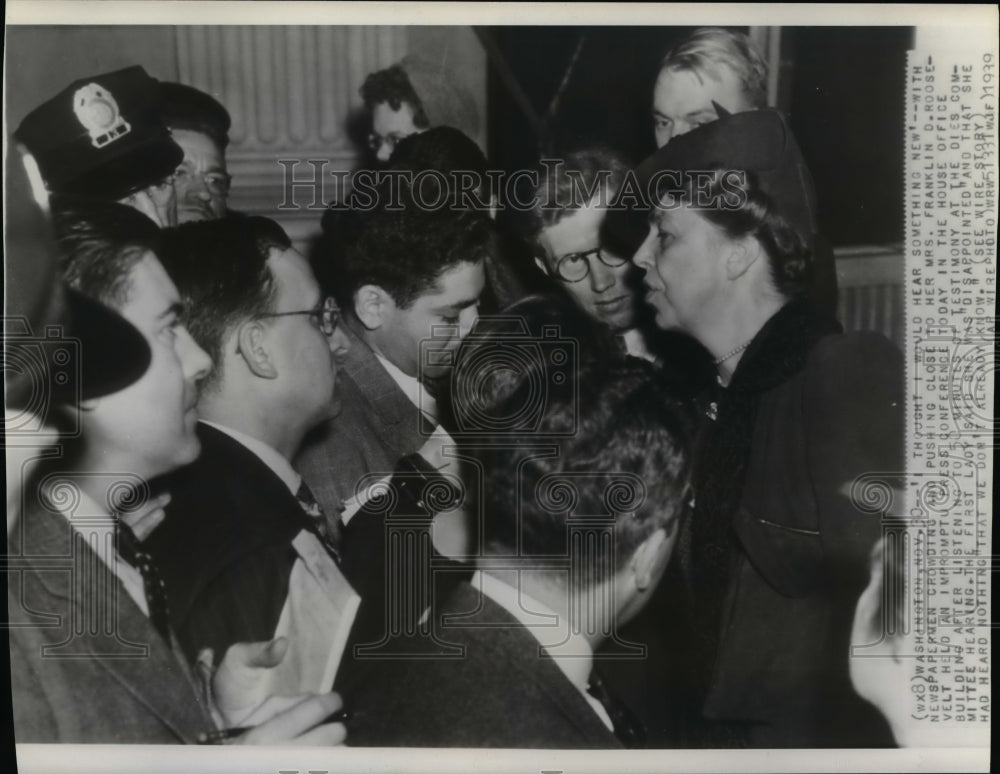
[529,149,658,362]
[159,82,233,223]
[142,214,360,701]
[359,55,480,165]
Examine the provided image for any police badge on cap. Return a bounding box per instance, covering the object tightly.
[72,83,132,148]
[14,66,183,202]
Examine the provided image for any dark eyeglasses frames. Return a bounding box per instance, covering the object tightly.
[255,297,341,337]
[554,247,629,283]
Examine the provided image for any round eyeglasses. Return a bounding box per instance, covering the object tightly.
[367,132,409,156]
[554,247,629,283]
[255,297,341,337]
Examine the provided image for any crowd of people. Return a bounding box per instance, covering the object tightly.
[5,28,906,750]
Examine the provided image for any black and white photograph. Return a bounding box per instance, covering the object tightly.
[3,3,994,773]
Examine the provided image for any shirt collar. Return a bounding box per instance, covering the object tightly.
[373,352,438,423]
[471,569,593,694]
[200,420,301,495]
[622,327,656,363]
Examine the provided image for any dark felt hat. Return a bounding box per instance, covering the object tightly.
[158,81,232,148]
[4,146,151,410]
[13,66,183,201]
[633,108,819,245]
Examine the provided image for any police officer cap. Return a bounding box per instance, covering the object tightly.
[14,66,183,202]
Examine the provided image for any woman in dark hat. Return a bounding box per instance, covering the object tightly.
[630,109,903,747]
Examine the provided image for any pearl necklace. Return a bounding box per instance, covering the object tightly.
[712,338,754,367]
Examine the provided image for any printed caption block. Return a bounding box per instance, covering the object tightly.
[904,49,995,746]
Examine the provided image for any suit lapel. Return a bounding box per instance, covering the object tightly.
[342,322,428,451]
[21,502,212,742]
[151,423,306,626]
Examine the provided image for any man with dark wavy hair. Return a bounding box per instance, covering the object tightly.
[298,196,492,518]
[295,196,492,691]
[346,338,691,748]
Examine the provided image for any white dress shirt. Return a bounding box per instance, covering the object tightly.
[623,327,657,363]
[56,487,148,616]
[373,351,438,424]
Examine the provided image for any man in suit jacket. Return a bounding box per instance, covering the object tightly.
[144,215,355,683]
[348,354,692,748]
[1,197,297,742]
[8,200,346,744]
[5,186,214,742]
[296,194,496,672]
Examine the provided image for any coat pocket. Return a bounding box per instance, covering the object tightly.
[732,507,825,597]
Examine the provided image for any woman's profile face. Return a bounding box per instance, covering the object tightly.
[632,199,729,335]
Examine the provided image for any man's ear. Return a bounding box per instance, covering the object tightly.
[533,255,552,276]
[724,235,762,281]
[631,527,669,592]
[236,320,277,379]
[354,285,393,331]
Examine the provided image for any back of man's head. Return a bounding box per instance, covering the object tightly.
[474,347,690,585]
[660,27,768,110]
[388,126,491,212]
[155,213,287,391]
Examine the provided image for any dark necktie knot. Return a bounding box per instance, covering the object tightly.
[296,480,343,562]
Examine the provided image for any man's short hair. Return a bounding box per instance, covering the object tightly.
[158,82,232,149]
[51,196,161,310]
[527,148,642,265]
[360,64,430,128]
[155,213,288,390]
[529,148,630,237]
[474,346,690,583]
[660,27,768,110]
[335,196,494,310]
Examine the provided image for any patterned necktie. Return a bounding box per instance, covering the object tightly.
[587,669,646,749]
[296,480,343,562]
[115,520,172,643]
